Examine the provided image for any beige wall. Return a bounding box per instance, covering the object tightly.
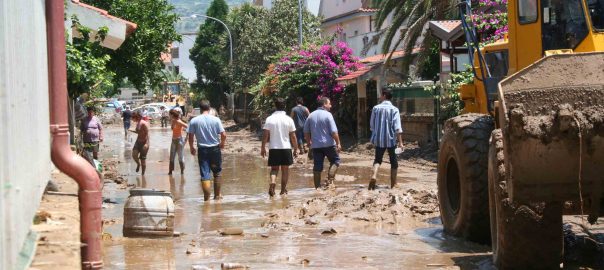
[0,0,52,268]
[320,0,362,20]
[320,1,405,58]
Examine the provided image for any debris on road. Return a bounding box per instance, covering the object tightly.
[219,227,244,236]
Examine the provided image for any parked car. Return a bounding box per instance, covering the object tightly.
[105,99,123,114]
[133,106,161,120]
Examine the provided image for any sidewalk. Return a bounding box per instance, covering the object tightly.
[29,171,81,269]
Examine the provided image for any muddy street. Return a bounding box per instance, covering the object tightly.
[97,123,499,270]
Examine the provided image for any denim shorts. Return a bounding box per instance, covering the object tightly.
[312,146,340,172]
[197,146,222,180]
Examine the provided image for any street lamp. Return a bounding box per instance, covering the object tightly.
[298,0,303,46]
[190,14,233,65]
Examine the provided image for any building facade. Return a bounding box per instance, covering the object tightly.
[319,0,403,58]
[254,0,321,15]
[170,33,198,83]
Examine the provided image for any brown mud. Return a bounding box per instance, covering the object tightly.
[506,88,604,142]
[91,122,604,269]
[264,188,438,229]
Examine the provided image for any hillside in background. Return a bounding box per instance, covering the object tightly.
[171,0,251,33]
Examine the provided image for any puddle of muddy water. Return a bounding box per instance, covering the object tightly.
[100,127,488,269]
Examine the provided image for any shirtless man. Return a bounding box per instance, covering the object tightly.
[131,111,150,175]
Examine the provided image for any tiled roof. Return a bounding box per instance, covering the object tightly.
[336,66,373,81]
[433,20,461,32]
[323,8,379,24]
[359,8,379,12]
[71,0,137,34]
[360,48,422,64]
[429,20,463,41]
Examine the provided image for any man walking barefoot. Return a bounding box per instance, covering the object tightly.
[304,97,342,189]
[188,101,227,201]
[261,98,298,197]
[368,89,403,190]
[131,111,150,175]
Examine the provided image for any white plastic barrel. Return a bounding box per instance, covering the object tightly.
[123,188,175,237]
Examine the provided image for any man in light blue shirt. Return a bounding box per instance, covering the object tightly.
[304,97,341,189]
[188,100,227,201]
[368,89,403,190]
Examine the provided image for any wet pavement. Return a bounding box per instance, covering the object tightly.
[100,126,492,269]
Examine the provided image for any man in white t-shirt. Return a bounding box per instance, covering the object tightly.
[261,98,299,197]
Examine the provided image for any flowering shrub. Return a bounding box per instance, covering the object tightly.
[252,41,363,112]
[471,0,508,43]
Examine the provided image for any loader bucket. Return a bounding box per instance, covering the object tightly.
[498,52,604,203]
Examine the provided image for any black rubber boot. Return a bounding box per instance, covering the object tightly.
[313,172,322,189]
[390,168,398,189]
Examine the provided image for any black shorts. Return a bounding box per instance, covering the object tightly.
[133,141,149,160]
[268,149,293,166]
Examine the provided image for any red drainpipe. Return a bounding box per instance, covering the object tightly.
[46,0,103,269]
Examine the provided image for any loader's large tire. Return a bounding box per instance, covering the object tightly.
[488,129,564,269]
[437,114,493,244]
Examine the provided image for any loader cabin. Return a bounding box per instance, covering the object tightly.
[461,0,604,115]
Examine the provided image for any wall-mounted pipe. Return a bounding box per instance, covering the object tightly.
[46,0,103,268]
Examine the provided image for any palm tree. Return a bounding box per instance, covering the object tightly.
[372,0,459,64]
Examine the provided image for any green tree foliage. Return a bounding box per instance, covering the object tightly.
[189,0,230,106]
[83,0,181,94]
[371,0,457,56]
[66,17,114,99]
[228,0,322,93]
[228,4,270,92]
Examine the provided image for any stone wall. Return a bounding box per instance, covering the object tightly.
[401,115,435,146]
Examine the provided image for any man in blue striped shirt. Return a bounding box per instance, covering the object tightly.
[368,89,403,190]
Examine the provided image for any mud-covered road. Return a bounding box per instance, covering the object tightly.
[98,122,603,269]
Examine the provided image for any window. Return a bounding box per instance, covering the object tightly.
[484,50,509,78]
[542,0,589,50]
[171,47,179,59]
[518,0,538,24]
[587,0,604,31]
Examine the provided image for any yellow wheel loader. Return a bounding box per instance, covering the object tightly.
[437,0,604,268]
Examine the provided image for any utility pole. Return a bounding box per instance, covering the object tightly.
[298,0,303,46]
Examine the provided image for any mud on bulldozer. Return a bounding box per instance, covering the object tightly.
[437,0,604,268]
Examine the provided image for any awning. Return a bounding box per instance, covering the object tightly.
[428,20,463,42]
[66,0,137,50]
[336,66,373,85]
[360,48,423,64]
